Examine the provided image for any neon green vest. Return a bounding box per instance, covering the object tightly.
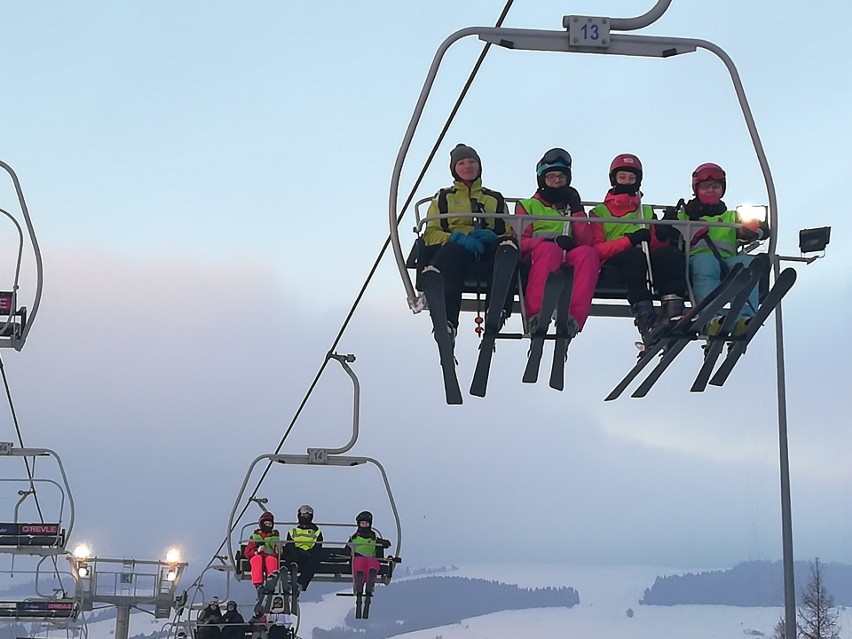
[289,527,320,551]
[590,203,653,241]
[519,198,571,239]
[678,209,738,257]
[251,531,279,552]
[350,534,379,557]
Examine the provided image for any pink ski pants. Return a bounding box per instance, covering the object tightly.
[352,556,381,584]
[250,554,279,586]
[524,243,600,330]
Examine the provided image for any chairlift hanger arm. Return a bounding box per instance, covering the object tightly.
[0,160,43,348]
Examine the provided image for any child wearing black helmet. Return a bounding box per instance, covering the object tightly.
[347,511,390,595]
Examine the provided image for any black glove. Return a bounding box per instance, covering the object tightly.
[627,228,651,246]
[565,187,583,213]
[553,235,575,251]
[654,223,678,242]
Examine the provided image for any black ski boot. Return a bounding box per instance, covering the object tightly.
[661,294,685,323]
[631,300,663,347]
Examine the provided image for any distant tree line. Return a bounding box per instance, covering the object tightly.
[640,560,852,607]
[312,576,579,639]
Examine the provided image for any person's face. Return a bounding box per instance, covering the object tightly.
[359,520,370,528]
[615,170,637,185]
[272,598,283,607]
[544,171,568,186]
[454,158,480,181]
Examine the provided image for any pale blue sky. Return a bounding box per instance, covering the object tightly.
[0,0,849,581]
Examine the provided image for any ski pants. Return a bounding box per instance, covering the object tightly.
[690,252,758,319]
[421,239,518,328]
[352,556,381,587]
[606,245,687,305]
[282,547,320,590]
[250,553,279,586]
[523,243,600,330]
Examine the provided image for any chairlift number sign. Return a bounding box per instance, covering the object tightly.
[567,16,611,48]
[0,442,12,454]
[307,448,328,464]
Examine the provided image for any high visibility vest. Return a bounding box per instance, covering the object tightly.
[251,531,279,552]
[678,209,738,257]
[590,203,654,241]
[518,197,571,239]
[350,534,380,558]
[289,527,320,551]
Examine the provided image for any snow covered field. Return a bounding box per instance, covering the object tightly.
[77,564,852,639]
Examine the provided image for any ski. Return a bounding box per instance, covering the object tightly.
[604,264,747,401]
[257,570,282,616]
[469,242,518,398]
[630,266,756,398]
[549,267,576,391]
[421,266,463,405]
[354,571,363,619]
[690,260,766,392]
[362,569,377,619]
[709,267,797,387]
[522,270,566,384]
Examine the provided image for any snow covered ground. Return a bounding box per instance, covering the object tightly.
[75,564,852,639]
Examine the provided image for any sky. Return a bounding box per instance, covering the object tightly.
[0,0,850,600]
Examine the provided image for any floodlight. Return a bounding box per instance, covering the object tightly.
[736,203,767,222]
[73,544,91,560]
[165,548,181,564]
[77,563,89,578]
[799,226,831,253]
[165,568,178,582]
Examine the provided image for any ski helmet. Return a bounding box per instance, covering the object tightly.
[356,511,373,525]
[536,148,573,191]
[259,512,275,526]
[297,504,314,523]
[449,144,481,180]
[691,163,726,195]
[609,153,643,188]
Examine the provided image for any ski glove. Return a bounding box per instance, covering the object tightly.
[449,230,485,255]
[469,228,499,245]
[627,228,651,246]
[553,235,576,251]
[654,223,677,242]
[565,187,584,214]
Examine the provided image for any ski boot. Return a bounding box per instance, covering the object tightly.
[631,300,664,350]
[661,294,685,323]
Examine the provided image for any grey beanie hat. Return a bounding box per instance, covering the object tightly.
[449,144,482,180]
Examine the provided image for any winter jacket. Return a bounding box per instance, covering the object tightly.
[198,605,223,625]
[516,193,596,262]
[244,528,280,559]
[677,198,769,259]
[423,179,510,246]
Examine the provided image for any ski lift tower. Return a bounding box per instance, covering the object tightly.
[69,546,188,639]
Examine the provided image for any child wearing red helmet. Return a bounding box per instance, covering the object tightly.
[244,512,280,589]
[669,163,766,334]
[589,154,688,344]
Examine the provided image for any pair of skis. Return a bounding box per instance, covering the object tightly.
[522,267,577,390]
[255,564,299,617]
[422,242,518,404]
[606,262,796,400]
[354,568,377,619]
